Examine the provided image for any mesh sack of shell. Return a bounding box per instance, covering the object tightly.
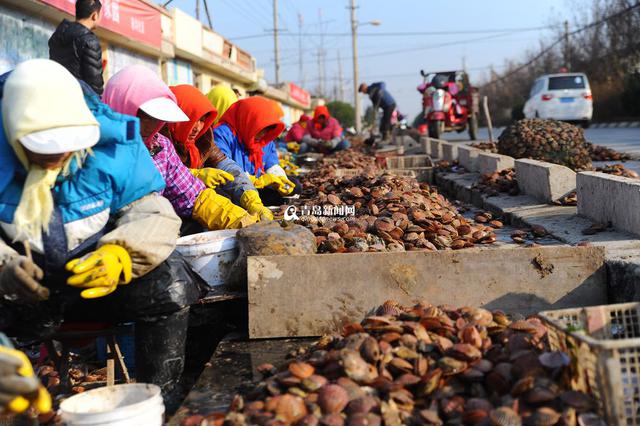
[291,173,497,253]
[208,300,602,426]
[497,119,592,171]
[227,221,316,288]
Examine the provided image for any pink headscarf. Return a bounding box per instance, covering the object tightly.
[102,65,177,144]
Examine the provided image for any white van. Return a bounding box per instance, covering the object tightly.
[523,73,593,127]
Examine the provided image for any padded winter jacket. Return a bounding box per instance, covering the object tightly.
[307,117,343,141]
[213,124,280,178]
[49,19,104,95]
[367,82,396,110]
[0,75,179,278]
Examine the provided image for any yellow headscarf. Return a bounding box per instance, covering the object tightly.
[206,85,238,124]
[2,59,99,242]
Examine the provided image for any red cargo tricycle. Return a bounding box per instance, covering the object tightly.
[418,70,479,140]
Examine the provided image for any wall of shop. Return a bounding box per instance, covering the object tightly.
[0,4,54,74]
[106,45,159,78]
[164,58,194,86]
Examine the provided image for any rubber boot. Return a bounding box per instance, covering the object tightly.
[134,307,189,395]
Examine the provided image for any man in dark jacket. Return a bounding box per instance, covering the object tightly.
[359,81,397,140]
[49,0,104,95]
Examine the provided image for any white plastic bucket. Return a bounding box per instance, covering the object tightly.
[59,383,164,426]
[175,229,239,287]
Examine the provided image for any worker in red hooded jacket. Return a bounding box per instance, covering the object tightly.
[284,114,310,153]
[301,106,349,154]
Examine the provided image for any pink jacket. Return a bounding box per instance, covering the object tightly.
[307,116,343,141]
[286,122,307,142]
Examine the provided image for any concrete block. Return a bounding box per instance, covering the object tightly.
[578,171,640,236]
[458,146,481,172]
[515,159,576,203]
[478,152,515,175]
[441,142,459,162]
[248,247,606,338]
[430,138,442,159]
[420,136,430,155]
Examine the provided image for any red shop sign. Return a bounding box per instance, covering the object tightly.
[289,83,310,107]
[40,0,162,49]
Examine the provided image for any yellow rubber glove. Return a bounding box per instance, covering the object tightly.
[253,174,296,196]
[66,245,132,299]
[193,188,257,230]
[287,142,300,153]
[279,159,300,176]
[0,346,52,414]
[190,168,234,189]
[240,190,274,221]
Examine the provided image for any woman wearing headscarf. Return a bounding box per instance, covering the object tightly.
[166,84,218,169]
[284,114,310,154]
[285,114,310,143]
[207,84,238,125]
[0,59,203,397]
[103,65,267,228]
[213,97,298,206]
[301,105,349,154]
[164,86,265,216]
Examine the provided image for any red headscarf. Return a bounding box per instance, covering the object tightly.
[313,105,330,130]
[218,96,285,173]
[168,85,218,168]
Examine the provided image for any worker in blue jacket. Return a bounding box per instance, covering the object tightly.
[213,96,300,206]
[359,81,397,141]
[0,60,204,400]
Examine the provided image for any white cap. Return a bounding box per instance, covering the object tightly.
[19,125,100,155]
[139,97,189,123]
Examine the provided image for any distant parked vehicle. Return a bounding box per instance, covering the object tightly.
[523,73,593,127]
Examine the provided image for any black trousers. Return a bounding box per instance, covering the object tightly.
[379,103,396,137]
[0,252,206,394]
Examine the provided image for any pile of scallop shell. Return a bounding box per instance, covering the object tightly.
[293,173,498,253]
[595,163,639,179]
[469,142,498,153]
[216,301,603,426]
[586,142,631,162]
[473,169,520,197]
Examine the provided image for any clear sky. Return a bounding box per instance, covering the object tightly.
[161,0,580,118]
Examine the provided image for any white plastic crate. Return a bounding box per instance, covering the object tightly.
[539,302,640,425]
[333,168,418,180]
[333,168,361,178]
[383,169,417,178]
[385,155,434,169]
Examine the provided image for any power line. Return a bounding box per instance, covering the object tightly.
[482,1,640,87]
[228,25,555,41]
[304,64,510,84]
[277,31,521,67]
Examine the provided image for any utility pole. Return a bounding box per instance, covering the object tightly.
[273,0,280,86]
[195,0,200,21]
[337,50,344,102]
[317,49,324,96]
[318,9,326,97]
[298,13,304,87]
[202,0,213,28]
[563,20,570,70]
[350,0,361,132]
